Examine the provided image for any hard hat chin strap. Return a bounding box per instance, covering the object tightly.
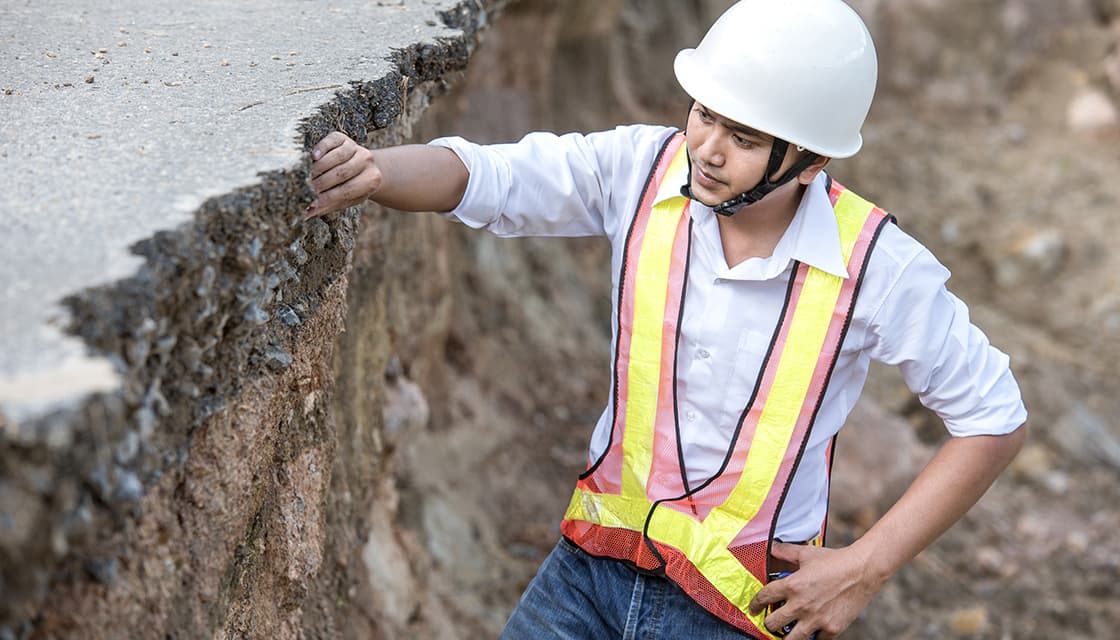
[680,139,819,216]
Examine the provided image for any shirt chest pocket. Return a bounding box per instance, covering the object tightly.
[721,329,772,420]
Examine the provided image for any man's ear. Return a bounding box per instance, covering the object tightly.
[798,156,831,185]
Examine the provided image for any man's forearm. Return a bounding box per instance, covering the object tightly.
[851,424,1029,582]
[307,133,469,218]
[370,144,469,213]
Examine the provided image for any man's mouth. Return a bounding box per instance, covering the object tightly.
[693,163,725,189]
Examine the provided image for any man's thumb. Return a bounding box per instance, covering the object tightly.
[770,541,805,563]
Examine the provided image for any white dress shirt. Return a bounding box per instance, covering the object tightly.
[430,124,1027,542]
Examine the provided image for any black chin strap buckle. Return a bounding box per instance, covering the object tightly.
[713,190,763,216]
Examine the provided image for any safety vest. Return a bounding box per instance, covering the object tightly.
[560,132,892,638]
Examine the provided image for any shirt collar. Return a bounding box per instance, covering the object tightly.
[653,147,691,207]
[656,162,848,280]
[792,173,849,279]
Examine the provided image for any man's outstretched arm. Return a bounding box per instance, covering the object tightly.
[306,131,469,218]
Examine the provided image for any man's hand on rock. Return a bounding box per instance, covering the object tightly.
[306,131,381,219]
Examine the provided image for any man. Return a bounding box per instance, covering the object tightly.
[305,1,1028,638]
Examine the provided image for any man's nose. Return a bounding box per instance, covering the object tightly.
[697,134,726,166]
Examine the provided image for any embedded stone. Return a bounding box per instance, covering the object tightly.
[1067,87,1118,132]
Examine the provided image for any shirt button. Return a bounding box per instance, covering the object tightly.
[697,348,711,359]
[686,410,697,422]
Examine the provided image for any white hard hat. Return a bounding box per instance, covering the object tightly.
[674,0,878,159]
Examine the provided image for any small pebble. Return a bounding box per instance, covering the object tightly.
[277,305,301,327]
[948,606,989,635]
[263,345,293,372]
[84,557,119,586]
[113,469,144,503]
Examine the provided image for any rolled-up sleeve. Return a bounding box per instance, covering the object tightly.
[868,241,1028,437]
[428,125,673,238]
[429,131,612,237]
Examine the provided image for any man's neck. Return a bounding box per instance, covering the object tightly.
[715,184,806,268]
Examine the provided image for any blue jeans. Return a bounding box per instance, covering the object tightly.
[499,537,759,640]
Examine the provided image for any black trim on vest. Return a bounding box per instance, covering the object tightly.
[581,130,680,481]
[822,433,838,542]
[764,212,895,580]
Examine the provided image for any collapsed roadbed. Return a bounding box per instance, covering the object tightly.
[0,1,496,636]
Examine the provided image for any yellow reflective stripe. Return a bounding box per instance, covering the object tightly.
[565,486,650,530]
[652,135,691,204]
[565,488,777,637]
[663,141,690,191]
[832,188,876,262]
[620,146,690,496]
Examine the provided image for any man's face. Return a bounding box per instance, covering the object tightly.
[684,103,812,207]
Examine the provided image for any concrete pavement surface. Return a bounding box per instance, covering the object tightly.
[0,0,466,424]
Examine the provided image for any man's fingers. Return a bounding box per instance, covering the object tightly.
[306,165,374,219]
[748,582,784,616]
[311,131,348,161]
[784,622,819,640]
[311,152,367,195]
[770,541,807,564]
[306,189,345,218]
[761,598,819,640]
[305,191,343,220]
[761,602,796,635]
[310,142,357,181]
[306,132,379,221]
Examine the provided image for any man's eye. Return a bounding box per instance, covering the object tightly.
[698,109,713,122]
[734,136,753,147]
